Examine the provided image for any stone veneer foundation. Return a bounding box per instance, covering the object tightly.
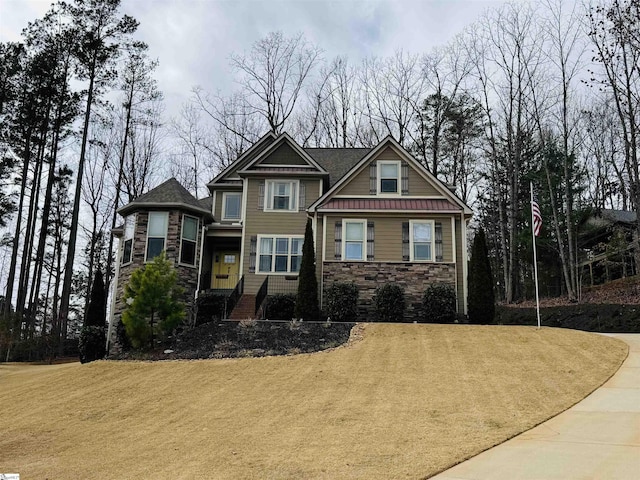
[322,261,457,322]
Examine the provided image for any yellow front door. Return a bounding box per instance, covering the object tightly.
[212,252,240,289]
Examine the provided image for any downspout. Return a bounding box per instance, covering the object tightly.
[195,224,207,296]
[461,213,469,316]
[106,236,122,355]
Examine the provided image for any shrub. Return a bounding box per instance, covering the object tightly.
[324,282,359,322]
[374,283,406,322]
[422,283,457,323]
[79,325,106,363]
[265,294,296,320]
[122,252,185,349]
[467,227,495,324]
[195,293,227,325]
[294,218,319,321]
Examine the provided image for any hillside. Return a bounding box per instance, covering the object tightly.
[0,324,627,480]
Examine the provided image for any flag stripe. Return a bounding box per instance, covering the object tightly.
[532,201,542,236]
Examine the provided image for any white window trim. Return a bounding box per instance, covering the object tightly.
[221,192,242,221]
[409,219,435,262]
[264,179,299,212]
[342,219,367,261]
[144,211,169,263]
[121,213,136,266]
[178,214,199,267]
[377,160,401,196]
[256,234,304,275]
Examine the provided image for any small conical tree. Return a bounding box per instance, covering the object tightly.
[122,252,185,349]
[295,218,319,321]
[79,270,106,363]
[467,227,495,324]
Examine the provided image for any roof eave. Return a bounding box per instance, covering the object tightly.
[117,201,213,219]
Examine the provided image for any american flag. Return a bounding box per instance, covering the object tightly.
[531,199,542,237]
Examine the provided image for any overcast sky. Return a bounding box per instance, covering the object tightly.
[1,0,505,118]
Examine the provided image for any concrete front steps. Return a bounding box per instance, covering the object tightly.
[229,294,256,319]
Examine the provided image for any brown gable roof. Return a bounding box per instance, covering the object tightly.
[118,178,212,218]
[305,148,371,186]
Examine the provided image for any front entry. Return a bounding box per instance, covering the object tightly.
[212,252,240,289]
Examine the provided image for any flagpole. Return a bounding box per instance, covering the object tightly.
[530,181,541,329]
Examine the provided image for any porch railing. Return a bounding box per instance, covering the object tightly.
[255,276,269,315]
[267,275,299,295]
[225,275,244,318]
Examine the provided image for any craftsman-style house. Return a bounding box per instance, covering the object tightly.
[108,132,472,345]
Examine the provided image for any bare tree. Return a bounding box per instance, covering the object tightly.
[360,50,425,146]
[229,31,322,133]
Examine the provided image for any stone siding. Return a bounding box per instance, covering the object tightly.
[322,261,457,322]
[110,209,202,350]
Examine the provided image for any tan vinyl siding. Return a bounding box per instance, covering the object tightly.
[455,217,465,312]
[242,178,320,294]
[338,165,371,195]
[336,146,442,197]
[259,142,308,165]
[212,190,242,223]
[324,213,453,262]
[215,136,276,180]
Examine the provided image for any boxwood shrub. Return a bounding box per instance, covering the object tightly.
[422,283,457,323]
[374,283,406,322]
[265,294,296,320]
[324,282,359,322]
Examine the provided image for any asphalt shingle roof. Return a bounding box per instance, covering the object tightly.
[304,148,371,186]
[118,178,211,217]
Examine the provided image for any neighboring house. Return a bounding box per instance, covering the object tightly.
[108,132,472,348]
[579,209,638,285]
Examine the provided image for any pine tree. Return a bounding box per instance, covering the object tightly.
[467,227,495,324]
[294,218,319,321]
[122,252,185,349]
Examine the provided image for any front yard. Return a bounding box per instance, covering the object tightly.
[0,324,627,479]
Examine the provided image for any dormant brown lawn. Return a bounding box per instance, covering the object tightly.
[0,324,627,479]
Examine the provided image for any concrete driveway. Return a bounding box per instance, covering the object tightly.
[431,333,640,480]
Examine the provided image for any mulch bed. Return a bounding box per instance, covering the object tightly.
[109,320,355,360]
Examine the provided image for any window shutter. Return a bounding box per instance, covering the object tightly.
[249,236,257,273]
[367,221,375,261]
[258,181,265,209]
[402,222,410,261]
[435,222,443,262]
[401,162,409,195]
[298,182,306,211]
[369,163,377,195]
[334,221,342,260]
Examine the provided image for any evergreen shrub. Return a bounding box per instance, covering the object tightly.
[324,282,359,322]
[374,283,406,322]
[79,325,106,363]
[294,218,320,321]
[195,293,227,325]
[266,294,296,320]
[422,283,457,323]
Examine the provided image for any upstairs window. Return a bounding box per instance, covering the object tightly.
[222,192,241,220]
[265,180,298,211]
[180,215,198,266]
[145,212,168,262]
[121,214,135,265]
[378,161,400,194]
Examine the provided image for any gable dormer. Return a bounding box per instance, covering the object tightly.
[309,137,472,216]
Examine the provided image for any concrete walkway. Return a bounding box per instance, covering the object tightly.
[431,333,640,480]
